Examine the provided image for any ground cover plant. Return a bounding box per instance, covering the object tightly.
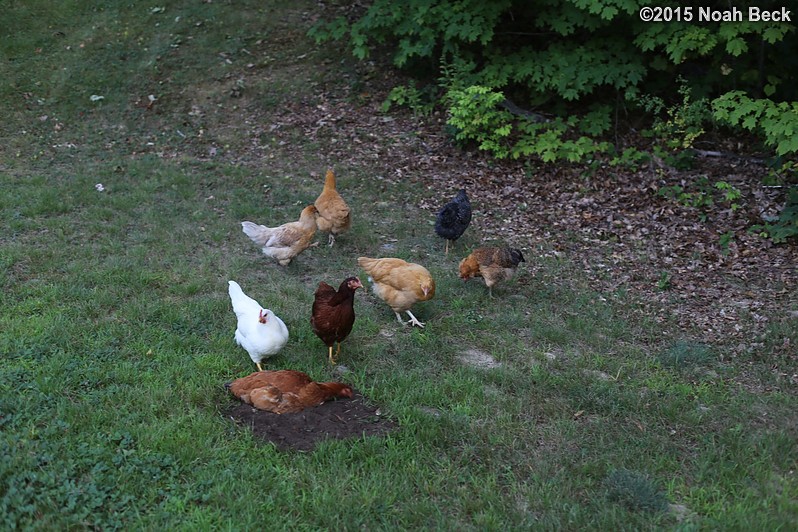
[1,1,796,529]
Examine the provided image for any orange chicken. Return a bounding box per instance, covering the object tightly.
[357,257,435,328]
[241,205,319,266]
[226,370,353,414]
[459,247,525,298]
[314,169,351,246]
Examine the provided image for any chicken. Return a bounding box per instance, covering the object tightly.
[241,205,319,266]
[226,370,353,414]
[435,189,472,254]
[458,247,526,298]
[314,169,351,246]
[228,280,289,371]
[357,257,435,328]
[311,276,363,365]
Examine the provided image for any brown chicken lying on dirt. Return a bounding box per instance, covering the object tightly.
[241,205,319,266]
[311,276,363,365]
[314,169,351,247]
[459,247,526,298]
[226,370,353,414]
[357,256,435,328]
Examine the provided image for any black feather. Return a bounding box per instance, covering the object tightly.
[434,189,472,241]
[509,248,525,265]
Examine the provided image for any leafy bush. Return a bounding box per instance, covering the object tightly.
[311,0,798,161]
[712,92,798,156]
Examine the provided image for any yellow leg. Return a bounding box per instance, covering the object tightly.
[328,345,335,365]
[444,239,449,255]
[256,362,264,372]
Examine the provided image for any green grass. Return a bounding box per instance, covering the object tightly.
[2,1,797,529]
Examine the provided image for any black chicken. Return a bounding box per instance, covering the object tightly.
[435,189,472,254]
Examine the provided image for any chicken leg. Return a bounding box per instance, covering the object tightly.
[444,239,450,255]
[328,345,335,365]
[395,310,425,328]
[256,362,264,372]
[328,233,335,247]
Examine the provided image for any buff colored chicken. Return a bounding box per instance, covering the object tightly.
[226,370,353,414]
[314,169,351,246]
[458,247,526,298]
[241,205,319,266]
[357,257,435,328]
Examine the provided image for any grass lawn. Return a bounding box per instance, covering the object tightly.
[1,1,796,529]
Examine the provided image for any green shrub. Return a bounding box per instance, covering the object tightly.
[311,0,798,162]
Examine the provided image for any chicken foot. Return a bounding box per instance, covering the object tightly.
[327,343,342,365]
[395,310,425,328]
[328,233,335,247]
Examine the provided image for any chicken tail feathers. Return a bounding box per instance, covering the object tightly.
[509,248,526,264]
[324,168,337,190]
[241,221,270,246]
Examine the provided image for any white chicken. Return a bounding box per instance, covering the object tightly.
[228,280,289,372]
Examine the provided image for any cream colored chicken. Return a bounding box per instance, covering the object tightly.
[241,205,318,266]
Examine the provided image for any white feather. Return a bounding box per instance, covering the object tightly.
[228,280,289,366]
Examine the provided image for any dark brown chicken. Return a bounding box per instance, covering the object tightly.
[311,276,362,364]
[459,247,525,298]
[227,370,353,414]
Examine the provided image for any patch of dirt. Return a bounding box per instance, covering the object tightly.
[225,392,398,451]
[458,348,502,369]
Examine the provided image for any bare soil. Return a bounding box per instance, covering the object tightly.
[225,391,397,451]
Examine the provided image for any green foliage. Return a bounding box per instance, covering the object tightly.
[712,92,798,156]
[642,82,711,152]
[714,181,742,211]
[603,469,669,512]
[656,271,671,292]
[658,178,713,210]
[657,177,742,221]
[381,83,436,115]
[751,186,798,243]
[444,85,514,157]
[311,0,798,161]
